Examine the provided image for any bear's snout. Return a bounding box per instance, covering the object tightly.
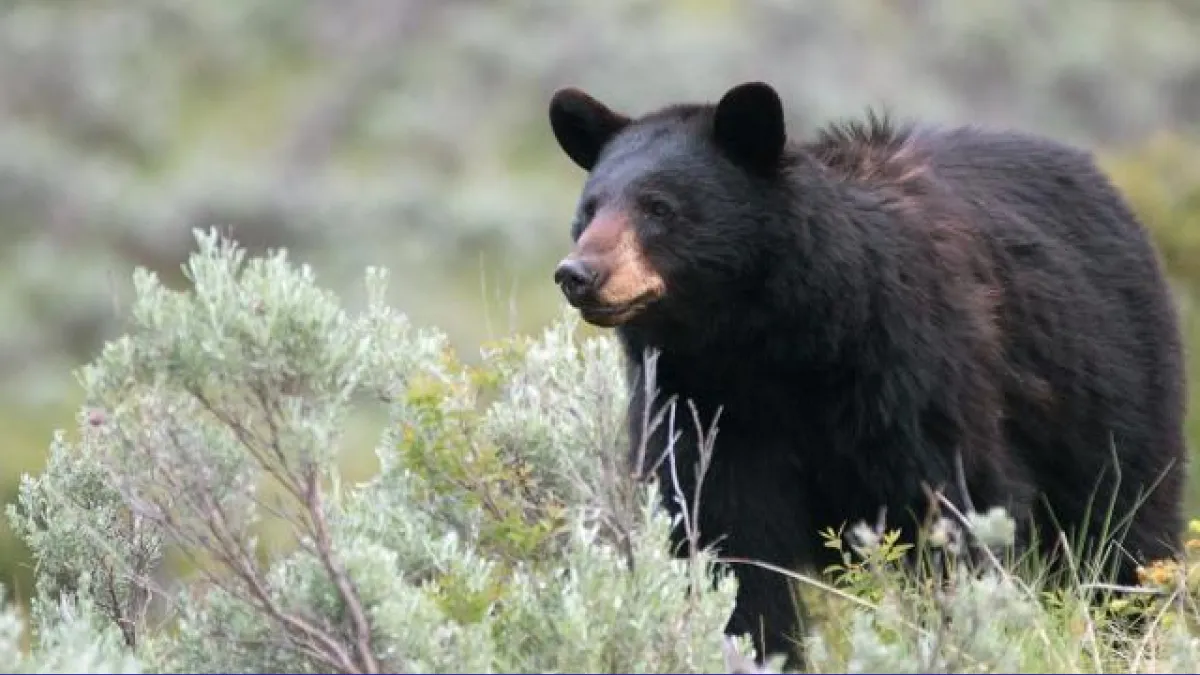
[554,208,666,327]
[554,256,601,306]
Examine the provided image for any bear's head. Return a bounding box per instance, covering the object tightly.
[548,82,792,328]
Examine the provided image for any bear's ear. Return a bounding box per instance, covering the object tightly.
[712,81,787,173]
[549,88,630,171]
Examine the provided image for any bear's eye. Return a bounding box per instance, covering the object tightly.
[579,198,598,222]
[641,195,676,221]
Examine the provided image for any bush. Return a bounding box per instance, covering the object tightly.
[4,230,742,673]
[6,230,1200,673]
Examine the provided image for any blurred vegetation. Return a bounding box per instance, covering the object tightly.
[3,0,1200,615]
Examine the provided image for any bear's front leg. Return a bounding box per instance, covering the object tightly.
[724,560,806,670]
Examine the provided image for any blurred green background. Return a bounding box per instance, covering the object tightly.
[4,0,1200,606]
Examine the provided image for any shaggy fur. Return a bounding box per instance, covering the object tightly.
[547,82,1188,667]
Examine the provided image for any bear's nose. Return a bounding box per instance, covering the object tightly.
[554,257,599,305]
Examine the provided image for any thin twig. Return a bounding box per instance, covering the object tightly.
[686,399,722,564]
[306,468,383,674]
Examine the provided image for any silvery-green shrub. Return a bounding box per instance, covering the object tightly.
[6,229,739,673]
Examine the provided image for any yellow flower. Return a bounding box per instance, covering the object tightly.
[1137,559,1183,588]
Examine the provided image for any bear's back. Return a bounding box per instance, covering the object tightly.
[811,117,1152,252]
[805,114,1168,313]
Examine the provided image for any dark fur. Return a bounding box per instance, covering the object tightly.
[548,83,1188,667]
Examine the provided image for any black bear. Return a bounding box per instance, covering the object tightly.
[547,81,1188,666]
